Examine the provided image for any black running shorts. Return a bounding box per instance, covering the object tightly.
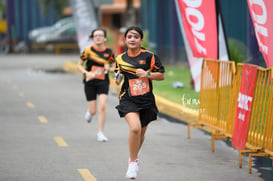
[116,95,158,128]
[84,81,109,101]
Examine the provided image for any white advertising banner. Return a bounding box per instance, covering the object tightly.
[69,0,98,53]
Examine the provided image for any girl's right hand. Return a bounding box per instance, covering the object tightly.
[85,72,95,81]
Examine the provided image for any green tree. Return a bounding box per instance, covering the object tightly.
[228,38,248,66]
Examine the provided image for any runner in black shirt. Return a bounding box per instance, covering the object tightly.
[115,26,165,179]
[78,28,115,142]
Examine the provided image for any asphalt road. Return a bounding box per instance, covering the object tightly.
[0,54,267,181]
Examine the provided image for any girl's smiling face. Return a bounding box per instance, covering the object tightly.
[125,30,143,50]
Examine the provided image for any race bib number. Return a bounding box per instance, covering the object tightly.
[91,66,105,80]
[129,78,150,96]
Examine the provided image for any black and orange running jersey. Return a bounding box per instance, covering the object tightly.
[115,48,165,97]
[80,45,115,72]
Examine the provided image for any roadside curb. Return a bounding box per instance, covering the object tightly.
[64,61,199,124]
[64,61,79,74]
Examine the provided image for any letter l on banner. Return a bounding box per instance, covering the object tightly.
[232,64,258,150]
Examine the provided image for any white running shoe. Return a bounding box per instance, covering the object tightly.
[97,132,108,142]
[126,161,138,179]
[128,156,140,168]
[85,111,92,123]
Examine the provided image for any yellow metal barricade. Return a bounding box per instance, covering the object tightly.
[188,59,273,173]
[225,64,242,137]
[199,59,219,130]
[241,66,273,173]
[264,80,273,156]
[246,66,272,149]
[209,63,241,152]
[223,64,273,172]
[188,59,235,148]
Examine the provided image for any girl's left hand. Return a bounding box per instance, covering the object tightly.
[136,68,147,78]
[109,67,115,73]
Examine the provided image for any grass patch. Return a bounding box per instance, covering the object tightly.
[153,66,200,109]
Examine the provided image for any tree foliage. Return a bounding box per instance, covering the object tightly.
[228,38,248,65]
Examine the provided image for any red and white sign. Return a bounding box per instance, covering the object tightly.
[232,64,258,150]
[177,0,218,59]
[247,0,273,67]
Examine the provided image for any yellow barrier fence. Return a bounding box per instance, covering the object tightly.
[224,64,243,137]
[190,59,273,173]
[236,65,273,173]
[258,80,273,171]
[188,59,235,152]
[264,80,273,157]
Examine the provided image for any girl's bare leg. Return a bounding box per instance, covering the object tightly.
[87,100,96,115]
[125,112,142,162]
[98,94,107,132]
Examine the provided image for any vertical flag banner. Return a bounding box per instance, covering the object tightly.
[69,0,98,53]
[176,0,218,59]
[232,64,258,150]
[247,0,273,67]
[175,0,228,91]
[175,0,202,91]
